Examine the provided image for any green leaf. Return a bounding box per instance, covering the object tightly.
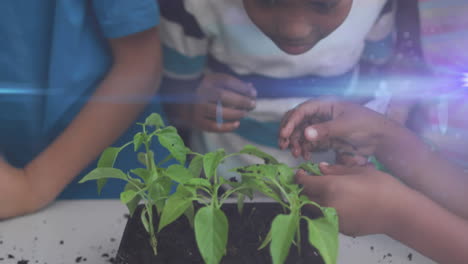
[133,132,145,152]
[96,147,121,194]
[203,149,226,181]
[158,187,193,232]
[141,207,151,233]
[238,188,254,200]
[258,228,272,250]
[79,168,127,184]
[157,127,187,165]
[305,208,339,264]
[234,164,278,179]
[148,181,170,215]
[164,164,193,184]
[240,144,279,164]
[270,214,298,264]
[185,178,212,189]
[276,164,295,185]
[299,162,322,176]
[137,151,156,169]
[241,176,282,203]
[137,152,147,166]
[145,113,165,128]
[195,207,228,264]
[130,168,151,183]
[120,189,138,204]
[123,182,142,216]
[188,155,204,177]
[155,175,173,195]
[97,147,121,167]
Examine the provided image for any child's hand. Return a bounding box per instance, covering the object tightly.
[193,73,257,132]
[279,99,398,160]
[297,164,409,237]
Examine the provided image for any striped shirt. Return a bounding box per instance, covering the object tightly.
[159,0,398,179]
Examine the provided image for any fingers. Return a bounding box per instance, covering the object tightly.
[279,103,314,141]
[303,118,349,143]
[199,103,248,121]
[219,89,256,111]
[279,109,295,149]
[319,163,372,176]
[280,99,342,151]
[335,153,368,167]
[214,74,257,99]
[193,102,246,133]
[194,74,258,133]
[295,169,329,197]
[289,128,304,158]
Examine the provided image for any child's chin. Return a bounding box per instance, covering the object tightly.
[277,44,313,55]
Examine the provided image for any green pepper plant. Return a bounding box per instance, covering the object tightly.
[79,113,189,255]
[79,113,339,264]
[232,145,339,264]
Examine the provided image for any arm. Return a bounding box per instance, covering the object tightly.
[279,100,468,219]
[388,186,468,264]
[2,27,162,218]
[376,119,468,219]
[297,165,468,264]
[158,1,256,134]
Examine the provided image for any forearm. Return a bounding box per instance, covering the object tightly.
[387,188,468,264]
[376,123,468,219]
[23,30,162,210]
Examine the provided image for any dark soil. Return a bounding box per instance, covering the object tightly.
[115,203,325,264]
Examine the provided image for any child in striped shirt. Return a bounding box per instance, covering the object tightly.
[159,0,423,179]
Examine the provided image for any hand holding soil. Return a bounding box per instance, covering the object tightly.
[279,99,398,161]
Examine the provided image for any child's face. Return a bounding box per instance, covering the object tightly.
[243,0,352,55]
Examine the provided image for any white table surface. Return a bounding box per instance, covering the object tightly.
[0,200,436,264]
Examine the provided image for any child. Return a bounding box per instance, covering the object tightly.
[0,0,162,219]
[279,99,468,264]
[159,0,420,179]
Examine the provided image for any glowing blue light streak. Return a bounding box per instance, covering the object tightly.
[463,72,468,88]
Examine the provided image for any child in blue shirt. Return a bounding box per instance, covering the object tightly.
[0,0,162,219]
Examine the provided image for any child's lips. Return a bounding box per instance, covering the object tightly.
[276,42,314,55]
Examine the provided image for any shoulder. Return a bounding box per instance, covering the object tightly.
[92,0,160,38]
[159,0,243,33]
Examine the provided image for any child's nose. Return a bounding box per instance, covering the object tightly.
[276,13,315,42]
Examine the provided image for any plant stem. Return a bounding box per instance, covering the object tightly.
[127,179,151,201]
[145,204,158,255]
[296,216,302,256]
[120,141,133,151]
[194,197,211,207]
[219,186,251,205]
[157,154,173,166]
[271,180,292,206]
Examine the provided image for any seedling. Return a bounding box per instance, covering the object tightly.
[80,113,339,264]
[233,145,339,264]
[79,113,189,255]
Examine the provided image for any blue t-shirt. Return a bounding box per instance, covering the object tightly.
[0,0,164,198]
